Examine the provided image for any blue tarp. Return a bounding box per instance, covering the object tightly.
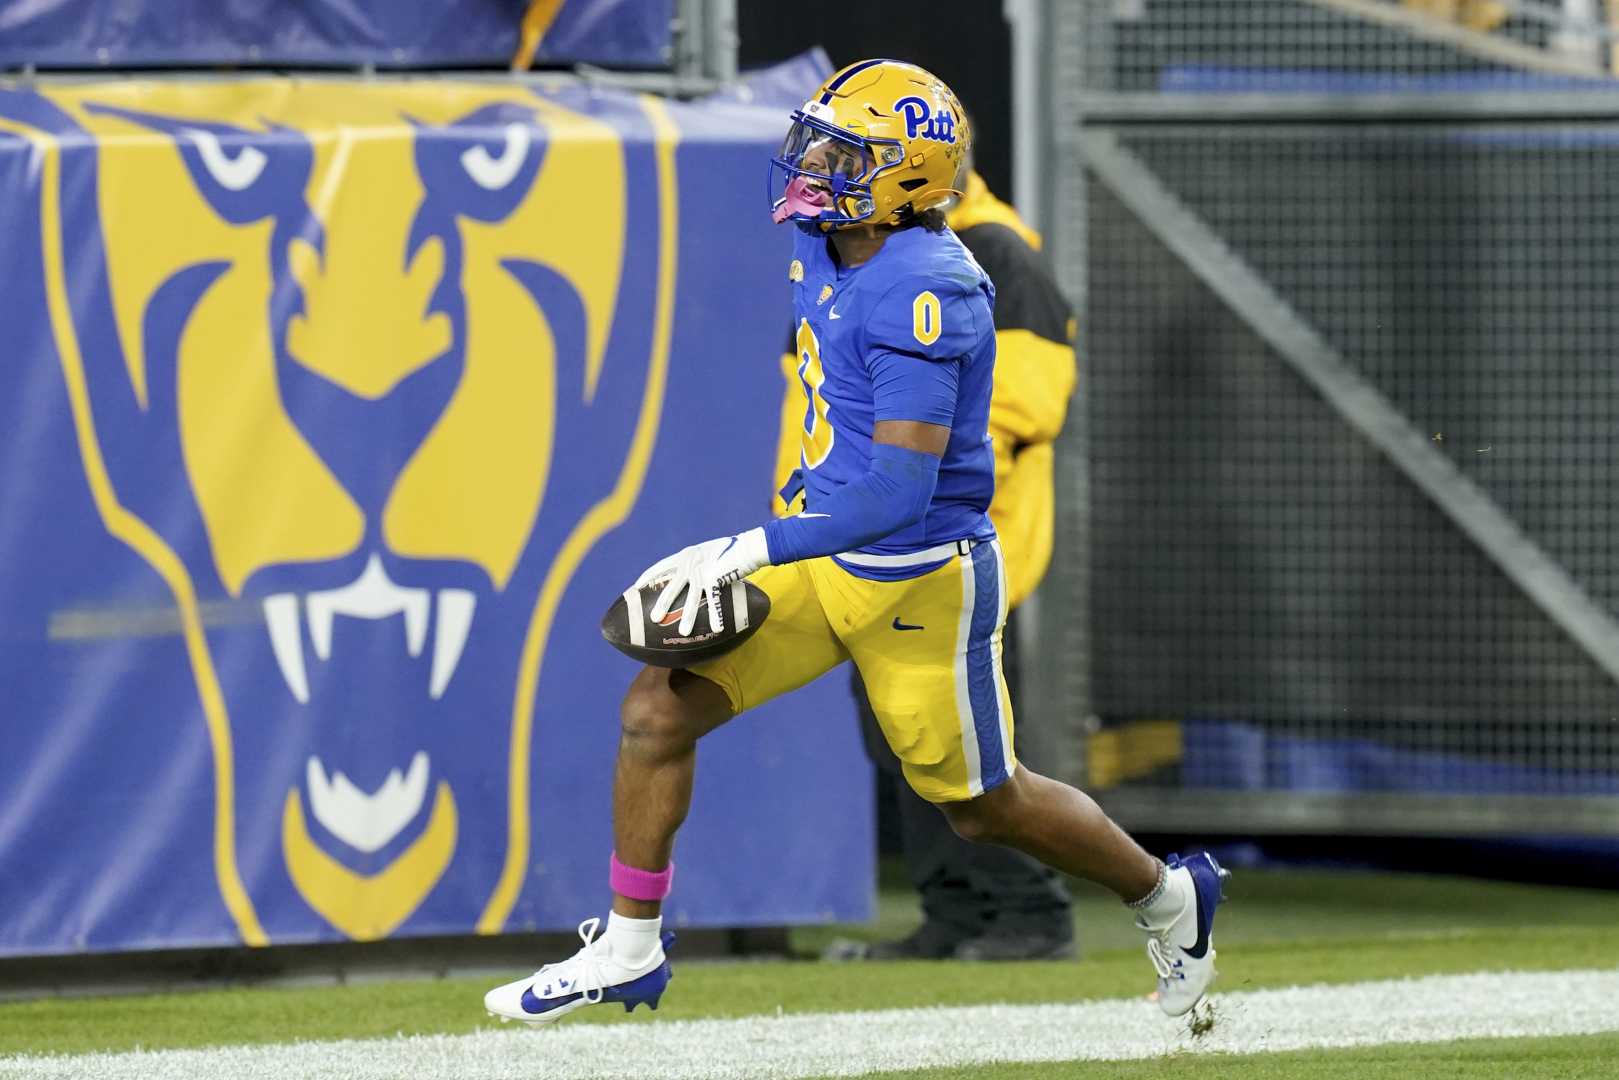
[708,48,833,108]
[0,0,673,68]
[1184,720,1619,796]
[0,72,871,957]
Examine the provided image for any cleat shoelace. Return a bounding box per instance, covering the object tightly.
[532,917,610,1005]
[1145,935,1181,982]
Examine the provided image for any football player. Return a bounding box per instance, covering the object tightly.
[791,160,1082,963]
[484,59,1227,1025]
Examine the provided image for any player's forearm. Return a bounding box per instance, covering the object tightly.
[762,443,939,564]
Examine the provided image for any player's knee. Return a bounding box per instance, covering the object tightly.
[940,776,1026,845]
[619,668,701,753]
[940,798,1010,846]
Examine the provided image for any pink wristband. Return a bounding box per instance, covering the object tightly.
[610,852,675,901]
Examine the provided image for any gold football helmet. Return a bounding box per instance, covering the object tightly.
[770,59,971,231]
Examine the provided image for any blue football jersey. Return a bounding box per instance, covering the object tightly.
[787,223,998,580]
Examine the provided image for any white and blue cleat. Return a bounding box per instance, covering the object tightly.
[1139,851,1230,1017]
[484,917,675,1026]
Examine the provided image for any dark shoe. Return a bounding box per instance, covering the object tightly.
[952,929,1076,962]
[865,921,969,961]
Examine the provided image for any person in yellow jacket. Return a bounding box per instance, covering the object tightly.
[773,169,1080,960]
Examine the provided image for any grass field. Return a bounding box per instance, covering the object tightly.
[2,868,1617,1077]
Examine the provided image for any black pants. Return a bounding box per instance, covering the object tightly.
[854,614,1073,941]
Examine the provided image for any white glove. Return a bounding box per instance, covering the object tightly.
[634,527,771,637]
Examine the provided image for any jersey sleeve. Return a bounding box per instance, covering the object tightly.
[869,349,961,426]
[862,272,985,364]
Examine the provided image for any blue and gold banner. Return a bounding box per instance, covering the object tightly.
[0,78,870,955]
[0,1,672,69]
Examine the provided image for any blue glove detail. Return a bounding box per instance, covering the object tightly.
[763,443,941,565]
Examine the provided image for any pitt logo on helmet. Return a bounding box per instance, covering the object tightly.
[769,59,971,231]
[893,95,957,144]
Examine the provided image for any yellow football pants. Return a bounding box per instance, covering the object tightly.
[691,541,1016,803]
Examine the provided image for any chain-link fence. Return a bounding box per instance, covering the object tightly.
[1027,0,1619,835]
[1085,0,1618,89]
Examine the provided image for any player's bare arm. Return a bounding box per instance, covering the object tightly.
[873,418,950,456]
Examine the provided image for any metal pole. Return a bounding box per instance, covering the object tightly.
[1016,0,1095,793]
[1003,0,1045,232]
[704,0,738,85]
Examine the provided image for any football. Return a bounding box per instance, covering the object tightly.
[600,578,771,668]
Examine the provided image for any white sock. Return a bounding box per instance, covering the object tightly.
[1137,866,1191,929]
[603,911,662,967]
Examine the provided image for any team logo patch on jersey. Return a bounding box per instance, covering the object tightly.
[893,95,957,145]
[817,284,834,305]
[789,259,804,282]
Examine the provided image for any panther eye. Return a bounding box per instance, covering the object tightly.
[460,124,531,191]
[182,128,268,191]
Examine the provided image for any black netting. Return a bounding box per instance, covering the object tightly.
[1126,127,1619,618]
[1090,0,1584,93]
[1084,162,1619,796]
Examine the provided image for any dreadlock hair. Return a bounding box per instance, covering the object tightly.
[890,203,949,233]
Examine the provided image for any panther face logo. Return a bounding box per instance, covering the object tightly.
[0,83,676,942]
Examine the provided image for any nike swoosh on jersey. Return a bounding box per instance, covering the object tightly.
[799,512,831,518]
[891,617,924,631]
[828,306,842,319]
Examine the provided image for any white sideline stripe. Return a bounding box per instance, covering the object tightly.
[6,969,1619,1080]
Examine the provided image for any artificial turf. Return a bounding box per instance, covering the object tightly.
[0,868,1614,1064]
[859,1032,1619,1080]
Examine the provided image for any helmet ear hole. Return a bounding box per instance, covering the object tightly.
[899,178,928,191]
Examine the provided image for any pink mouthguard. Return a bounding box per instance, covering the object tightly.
[772,175,830,223]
